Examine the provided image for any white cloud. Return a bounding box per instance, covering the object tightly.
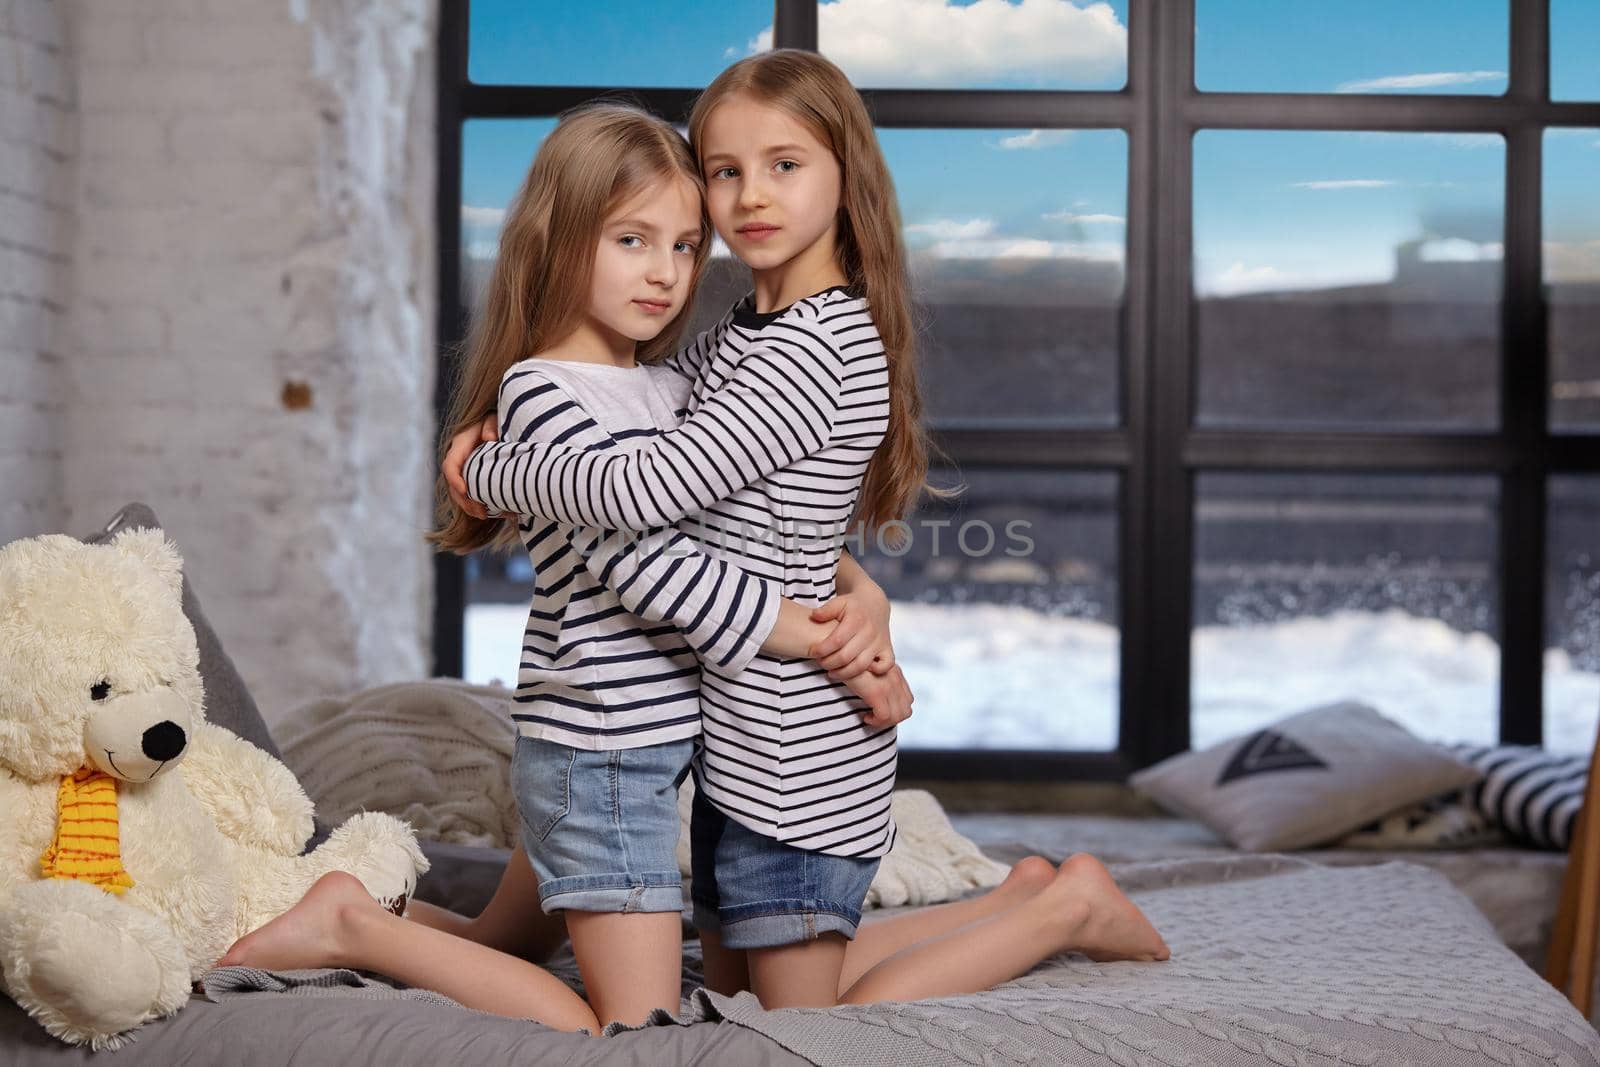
[726,27,772,58]
[462,205,505,226]
[1335,70,1505,93]
[742,0,1126,87]
[999,129,1075,150]
[1207,262,1288,295]
[1043,210,1125,225]
[906,217,998,240]
[905,215,1122,261]
[1292,179,1396,190]
[1198,261,1380,297]
[916,236,1124,261]
[1417,238,1502,263]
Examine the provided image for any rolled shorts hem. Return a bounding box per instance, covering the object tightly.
[692,898,863,949]
[538,873,684,915]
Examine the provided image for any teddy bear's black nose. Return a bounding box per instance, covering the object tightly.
[142,721,187,761]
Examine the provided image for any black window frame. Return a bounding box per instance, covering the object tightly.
[434,0,1600,780]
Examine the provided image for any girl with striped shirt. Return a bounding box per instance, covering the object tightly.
[225,59,1167,1029]
[221,102,910,1032]
[450,52,1170,1008]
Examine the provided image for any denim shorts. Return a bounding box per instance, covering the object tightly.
[689,786,881,950]
[511,734,693,915]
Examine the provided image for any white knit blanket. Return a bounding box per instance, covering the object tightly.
[276,679,1009,908]
[276,679,523,849]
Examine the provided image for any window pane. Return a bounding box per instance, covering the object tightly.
[1553,0,1600,101]
[467,0,771,86]
[881,128,1127,429]
[1547,477,1600,753]
[1193,472,1500,749]
[1546,128,1600,433]
[460,119,556,309]
[859,469,1120,751]
[465,550,533,687]
[1195,1,1506,95]
[819,0,1127,90]
[1194,130,1504,432]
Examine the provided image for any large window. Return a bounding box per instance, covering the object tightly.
[436,1,1600,779]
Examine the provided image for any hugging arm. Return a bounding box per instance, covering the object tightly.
[491,361,898,703]
[464,327,847,529]
[498,368,781,674]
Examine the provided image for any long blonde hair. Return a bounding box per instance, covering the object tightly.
[430,102,710,555]
[688,49,941,536]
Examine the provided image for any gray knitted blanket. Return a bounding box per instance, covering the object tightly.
[207,856,1600,1066]
[659,856,1600,1066]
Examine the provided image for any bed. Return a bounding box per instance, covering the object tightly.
[5,506,1593,1063]
[4,834,1595,1066]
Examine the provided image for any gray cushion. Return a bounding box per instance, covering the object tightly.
[1130,701,1483,851]
[83,503,282,761]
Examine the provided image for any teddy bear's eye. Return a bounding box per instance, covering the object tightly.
[90,681,110,701]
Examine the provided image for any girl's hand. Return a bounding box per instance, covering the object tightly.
[444,414,500,520]
[842,664,913,731]
[809,590,894,680]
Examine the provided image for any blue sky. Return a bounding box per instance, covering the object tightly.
[1554,0,1600,101]
[463,1,1599,294]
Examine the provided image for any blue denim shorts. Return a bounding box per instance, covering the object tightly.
[689,786,881,950]
[511,735,693,915]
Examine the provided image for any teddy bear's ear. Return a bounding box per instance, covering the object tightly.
[109,527,185,599]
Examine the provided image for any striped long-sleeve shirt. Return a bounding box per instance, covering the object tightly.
[465,286,898,858]
[481,357,782,750]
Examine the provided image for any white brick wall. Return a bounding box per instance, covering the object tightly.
[0,1,438,728]
[1,0,74,540]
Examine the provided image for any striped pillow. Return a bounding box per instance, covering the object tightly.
[1451,744,1588,850]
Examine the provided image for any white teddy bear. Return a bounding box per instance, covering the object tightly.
[0,529,428,1049]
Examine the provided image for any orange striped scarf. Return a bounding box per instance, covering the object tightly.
[38,767,135,895]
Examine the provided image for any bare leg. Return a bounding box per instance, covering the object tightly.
[565,911,682,1027]
[839,856,1054,993]
[839,854,1169,1005]
[747,934,849,1009]
[701,856,1056,1000]
[405,845,567,963]
[219,872,598,1032]
[697,926,749,995]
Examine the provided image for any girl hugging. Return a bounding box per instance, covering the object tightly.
[220,49,1167,1035]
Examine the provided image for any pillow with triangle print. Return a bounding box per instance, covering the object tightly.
[1129,701,1483,852]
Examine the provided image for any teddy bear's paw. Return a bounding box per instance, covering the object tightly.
[314,811,429,909]
[0,881,192,1046]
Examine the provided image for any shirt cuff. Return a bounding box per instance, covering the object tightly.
[711,581,782,677]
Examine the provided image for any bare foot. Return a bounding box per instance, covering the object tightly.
[216,871,379,971]
[1046,854,1171,963]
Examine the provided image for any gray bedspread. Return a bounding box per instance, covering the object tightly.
[4,850,1595,1064]
[665,855,1600,1066]
[952,812,1569,972]
[0,965,807,1066]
